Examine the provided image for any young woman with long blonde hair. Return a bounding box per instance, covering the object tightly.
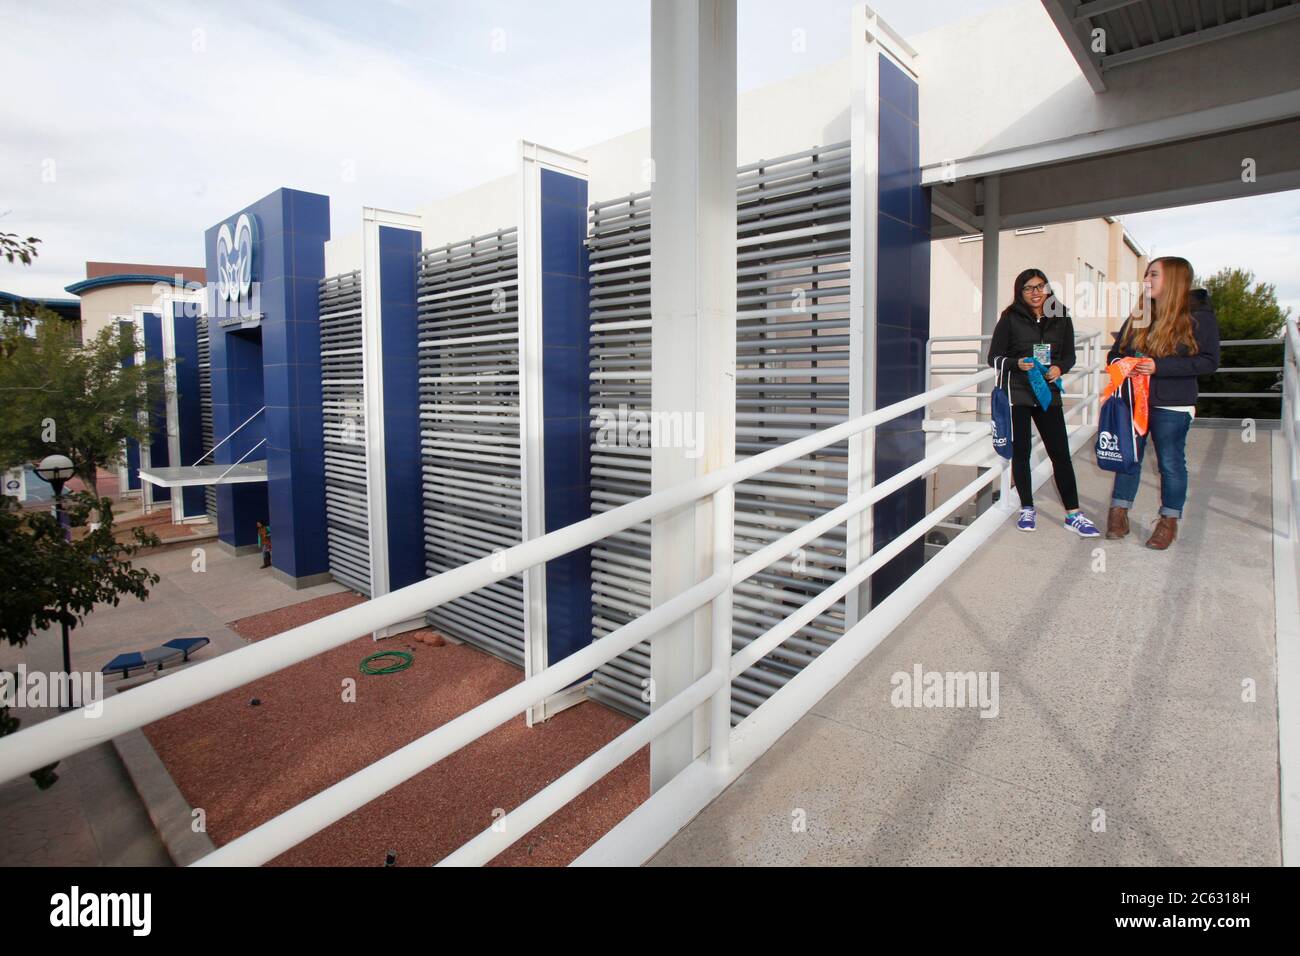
[1105,256,1220,549]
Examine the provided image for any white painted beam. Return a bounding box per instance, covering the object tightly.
[1040,0,1107,93]
[921,88,1300,185]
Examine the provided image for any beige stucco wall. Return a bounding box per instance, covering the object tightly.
[76,283,169,344]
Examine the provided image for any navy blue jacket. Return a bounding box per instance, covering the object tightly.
[1107,289,1220,407]
[986,300,1076,408]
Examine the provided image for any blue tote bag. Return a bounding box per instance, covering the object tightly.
[990,357,1013,460]
[1095,376,1139,473]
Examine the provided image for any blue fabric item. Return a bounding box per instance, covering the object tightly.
[990,358,1013,460]
[1024,357,1064,410]
[1095,378,1140,474]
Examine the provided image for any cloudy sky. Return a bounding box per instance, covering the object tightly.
[1,0,1295,315]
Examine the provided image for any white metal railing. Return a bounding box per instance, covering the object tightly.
[1200,337,1286,402]
[190,405,266,467]
[0,364,1092,867]
[925,331,1103,426]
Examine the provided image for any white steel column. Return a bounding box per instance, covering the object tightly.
[845,5,882,626]
[158,286,206,522]
[977,176,1001,513]
[649,0,737,790]
[518,141,590,726]
[360,207,423,637]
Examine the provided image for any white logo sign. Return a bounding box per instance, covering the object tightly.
[1098,431,1119,452]
[216,213,256,303]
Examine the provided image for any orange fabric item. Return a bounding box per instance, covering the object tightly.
[1102,357,1150,436]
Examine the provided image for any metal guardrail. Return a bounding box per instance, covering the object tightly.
[1198,337,1284,402]
[0,363,1054,867]
[924,332,1103,427]
[926,333,1286,408]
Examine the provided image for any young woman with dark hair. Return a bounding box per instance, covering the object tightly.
[987,268,1100,537]
[1105,256,1220,550]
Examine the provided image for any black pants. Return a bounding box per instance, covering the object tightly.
[1011,402,1079,511]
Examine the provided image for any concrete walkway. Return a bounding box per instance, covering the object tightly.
[653,428,1281,866]
[0,543,345,866]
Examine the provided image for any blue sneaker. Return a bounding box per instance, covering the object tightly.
[1017,507,1036,532]
[1064,511,1101,537]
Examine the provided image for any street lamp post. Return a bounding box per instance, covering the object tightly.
[33,454,76,711]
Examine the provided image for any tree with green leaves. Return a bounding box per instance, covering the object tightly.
[0,313,167,499]
[1196,268,1291,420]
[0,491,160,788]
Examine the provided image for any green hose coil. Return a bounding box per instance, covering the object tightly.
[359,650,414,675]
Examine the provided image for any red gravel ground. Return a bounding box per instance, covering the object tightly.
[143,591,649,866]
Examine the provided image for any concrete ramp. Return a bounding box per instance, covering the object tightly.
[652,428,1281,866]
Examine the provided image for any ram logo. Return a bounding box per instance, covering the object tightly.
[216,213,258,303]
[1098,431,1119,452]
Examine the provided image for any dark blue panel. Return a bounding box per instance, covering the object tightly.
[293,361,323,409]
[541,344,588,421]
[540,276,588,347]
[378,224,425,590]
[119,320,142,491]
[205,187,329,568]
[880,56,914,117]
[873,57,927,608]
[878,102,912,226]
[540,168,587,205]
[874,426,925,484]
[261,310,289,368]
[877,214,911,328]
[539,169,593,667]
[910,226,932,342]
[141,312,170,502]
[288,189,331,240]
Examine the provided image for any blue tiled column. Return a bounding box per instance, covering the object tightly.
[141,312,171,504]
[538,168,593,666]
[206,188,330,578]
[119,320,142,493]
[208,322,266,550]
[377,224,424,591]
[872,56,930,605]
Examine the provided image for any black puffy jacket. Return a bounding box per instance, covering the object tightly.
[986,300,1076,407]
[1107,289,1220,407]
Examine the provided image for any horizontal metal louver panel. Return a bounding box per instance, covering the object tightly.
[197,317,217,521]
[589,142,853,723]
[418,229,525,665]
[319,270,372,596]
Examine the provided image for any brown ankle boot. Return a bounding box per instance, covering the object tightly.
[1146,516,1178,550]
[1105,506,1129,539]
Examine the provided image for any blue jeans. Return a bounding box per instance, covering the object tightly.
[1110,406,1193,518]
